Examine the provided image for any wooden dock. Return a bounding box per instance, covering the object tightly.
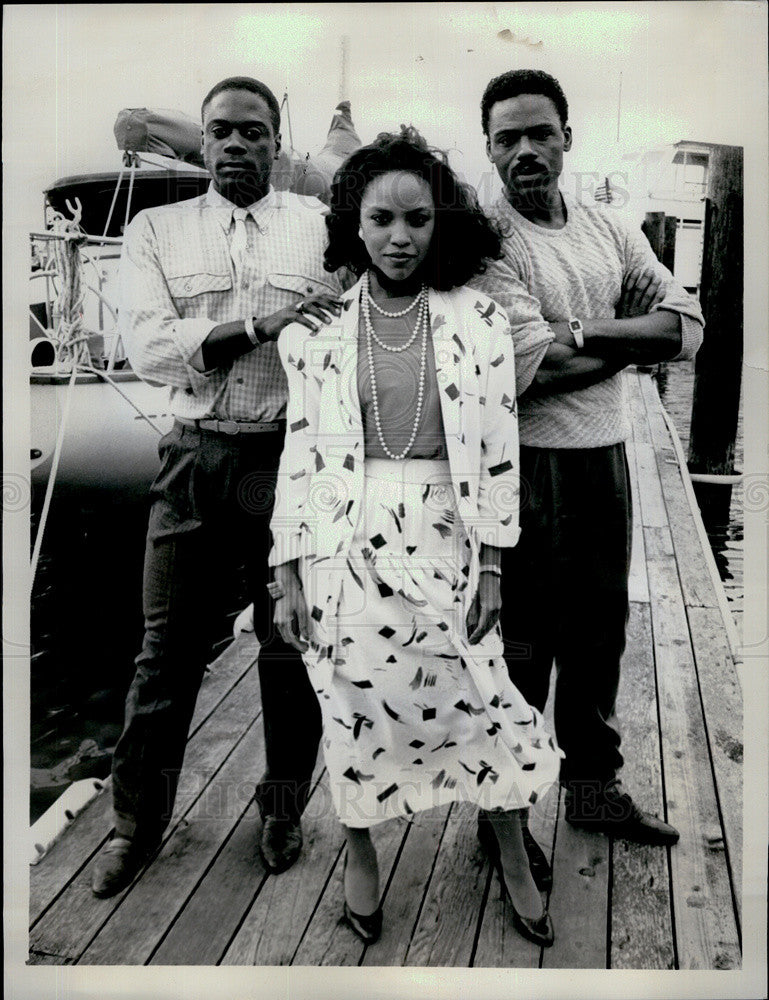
[28,370,743,969]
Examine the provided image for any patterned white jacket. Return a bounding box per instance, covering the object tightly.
[269,278,521,606]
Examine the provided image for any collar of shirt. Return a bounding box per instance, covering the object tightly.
[205,182,283,234]
[494,189,573,233]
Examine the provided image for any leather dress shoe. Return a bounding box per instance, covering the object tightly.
[477,812,553,892]
[565,782,680,846]
[259,815,303,874]
[91,836,152,898]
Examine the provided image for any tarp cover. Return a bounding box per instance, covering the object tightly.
[112,101,362,202]
[273,102,362,202]
[114,108,204,166]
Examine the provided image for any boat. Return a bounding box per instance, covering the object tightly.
[29,100,362,508]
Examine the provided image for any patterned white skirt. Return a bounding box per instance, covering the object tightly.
[300,458,562,827]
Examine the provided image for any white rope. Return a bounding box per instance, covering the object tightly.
[102,164,126,238]
[30,366,78,585]
[30,197,168,584]
[49,200,89,370]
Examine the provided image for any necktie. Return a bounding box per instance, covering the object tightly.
[230,207,249,270]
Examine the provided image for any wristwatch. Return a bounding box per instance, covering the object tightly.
[568,318,585,349]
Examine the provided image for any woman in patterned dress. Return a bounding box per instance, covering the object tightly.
[269,131,562,947]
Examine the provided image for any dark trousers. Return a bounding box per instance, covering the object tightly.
[500,443,632,787]
[111,421,322,845]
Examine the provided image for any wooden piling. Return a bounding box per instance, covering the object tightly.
[642,211,665,261]
[687,144,743,525]
[642,212,677,273]
[662,215,677,274]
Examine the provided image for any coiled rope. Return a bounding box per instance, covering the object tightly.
[30,199,163,585]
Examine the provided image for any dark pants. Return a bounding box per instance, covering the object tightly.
[111,421,322,845]
[500,443,632,788]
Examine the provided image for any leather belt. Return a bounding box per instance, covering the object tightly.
[176,416,285,435]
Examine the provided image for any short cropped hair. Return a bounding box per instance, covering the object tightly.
[201,77,281,135]
[481,69,569,134]
[324,128,503,290]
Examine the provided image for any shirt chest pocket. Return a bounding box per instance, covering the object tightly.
[267,271,337,299]
[167,272,232,303]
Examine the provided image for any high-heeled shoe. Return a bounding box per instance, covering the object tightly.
[481,818,555,947]
[477,811,553,892]
[343,899,383,944]
[342,856,382,944]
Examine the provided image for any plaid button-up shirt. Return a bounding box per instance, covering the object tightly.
[119,183,342,422]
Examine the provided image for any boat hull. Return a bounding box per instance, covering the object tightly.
[31,372,173,499]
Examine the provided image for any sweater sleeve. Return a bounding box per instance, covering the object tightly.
[622,223,705,362]
[469,255,554,397]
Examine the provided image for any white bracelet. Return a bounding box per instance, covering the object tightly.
[244,314,268,347]
[479,564,502,577]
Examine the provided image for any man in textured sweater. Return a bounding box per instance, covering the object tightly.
[472,69,704,856]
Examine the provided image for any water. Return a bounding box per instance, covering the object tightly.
[29,365,744,823]
[29,494,246,823]
[655,360,744,639]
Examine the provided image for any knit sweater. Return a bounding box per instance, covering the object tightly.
[471,193,704,449]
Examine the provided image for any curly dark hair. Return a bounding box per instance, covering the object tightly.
[323,127,503,290]
[481,69,569,134]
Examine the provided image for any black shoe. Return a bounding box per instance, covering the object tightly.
[343,900,383,944]
[342,852,382,944]
[509,900,555,949]
[91,836,151,898]
[477,813,553,892]
[565,782,680,846]
[259,815,303,874]
[486,846,554,947]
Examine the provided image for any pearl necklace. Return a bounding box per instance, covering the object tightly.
[363,271,428,353]
[362,273,429,461]
[366,275,425,319]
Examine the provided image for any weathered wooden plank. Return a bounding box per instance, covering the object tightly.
[645,526,741,969]
[627,370,653,446]
[611,601,675,969]
[159,757,324,966]
[29,788,112,928]
[292,815,408,966]
[29,666,262,961]
[28,635,259,926]
[220,768,344,966]
[634,441,668,529]
[148,802,267,965]
[27,951,74,965]
[472,782,559,968]
[541,798,610,969]
[404,802,486,967]
[79,718,264,964]
[686,604,743,922]
[361,808,449,967]
[626,440,651,604]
